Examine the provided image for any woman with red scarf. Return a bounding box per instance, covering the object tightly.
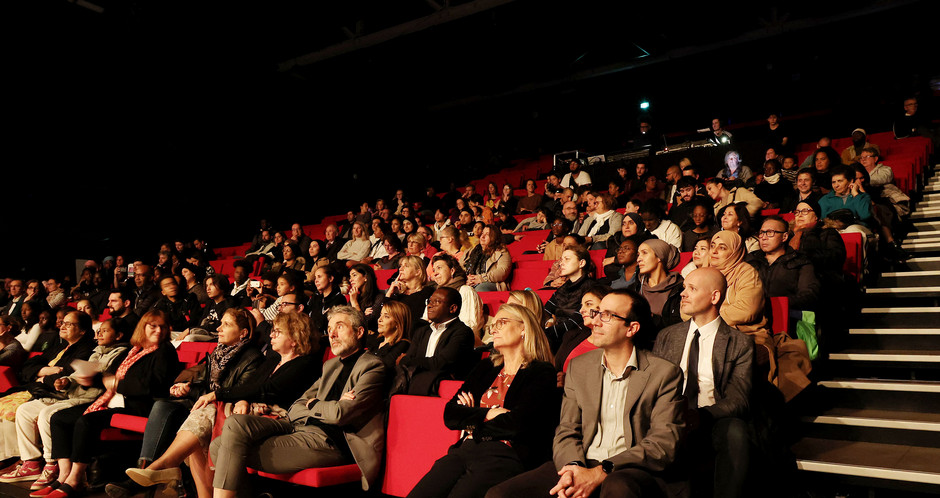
[33,311,182,498]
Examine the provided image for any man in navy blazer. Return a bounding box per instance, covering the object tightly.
[399,287,475,395]
[653,267,753,498]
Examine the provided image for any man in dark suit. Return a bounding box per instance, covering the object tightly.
[0,280,26,318]
[209,305,387,494]
[399,287,475,395]
[322,224,348,263]
[652,267,753,498]
[489,289,685,498]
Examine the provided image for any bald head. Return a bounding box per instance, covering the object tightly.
[680,267,726,323]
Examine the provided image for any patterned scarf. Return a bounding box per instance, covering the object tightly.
[84,344,159,414]
[208,339,248,391]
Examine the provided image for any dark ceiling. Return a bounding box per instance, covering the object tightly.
[5,0,937,278]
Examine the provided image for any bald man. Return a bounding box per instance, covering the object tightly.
[652,267,754,498]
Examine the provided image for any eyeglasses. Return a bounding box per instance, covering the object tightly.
[62,321,80,329]
[492,318,523,331]
[793,209,815,215]
[426,297,447,306]
[859,155,875,160]
[278,301,301,309]
[758,229,787,238]
[270,328,283,338]
[584,309,630,323]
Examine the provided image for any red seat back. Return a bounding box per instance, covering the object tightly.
[769,296,790,335]
[382,395,461,497]
[672,252,693,272]
[840,232,864,284]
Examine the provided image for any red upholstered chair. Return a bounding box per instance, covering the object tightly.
[509,269,548,291]
[508,230,549,259]
[769,296,790,335]
[375,269,397,290]
[761,208,780,217]
[381,394,461,497]
[0,366,17,392]
[840,232,864,284]
[177,342,218,368]
[534,289,554,305]
[251,464,363,488]
[477,291,511,317]
[438,380,462,400]
[513,252,545,262]
[589,250,606,278]
[672,252,693,272]
[515,260,555,272]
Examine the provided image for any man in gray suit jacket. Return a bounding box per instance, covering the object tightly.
[210,306,387,495]
[489,289,685,498]
[652,267,753,498]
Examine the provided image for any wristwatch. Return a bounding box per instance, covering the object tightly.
[600,460,614,474]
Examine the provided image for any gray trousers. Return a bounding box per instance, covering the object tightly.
[209,414,350,492]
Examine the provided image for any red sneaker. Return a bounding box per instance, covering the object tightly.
[0,461,42,483]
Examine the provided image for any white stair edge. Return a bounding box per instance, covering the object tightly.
[805,415,940,432]
[912,222,940,228]
[861,307,940,313]
[849,328,940,335]
[818,380,940,392]
[829,353,940,362]
[906,230,940,237]
[902,241,940,248]
[861,307,940,314]
[907,256,940,263]
[880,270,940,277]
[866,287,940,294]
[796,460,940,485]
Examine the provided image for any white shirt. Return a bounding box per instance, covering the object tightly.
[652,219,683,250]
[680,316,721,409]
[425,316,459,357]
[587,209,614,237]
[586,347,638,462]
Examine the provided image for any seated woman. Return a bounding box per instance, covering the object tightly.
[407,304,558,498]
[602,212,654,274]
[4,319,129,490]
[112,310,318,498]
[483,182,500,209]
[386,255,436,323]
[375,235,404,270]
[554,284,608,382]
[703,231,775,380]
[38,311,182,498]
[251,271,303,325]
[0,311,96,467]
[496,184,518,215]
[515,179,545,215]
[463,225,512,292]
[429,253,484,340]
[308,266,346,336]
[74,300,101,333]
[348,264,384,332]
[543,247,595,352]
[302,239,330,287]
[16,300,46,352]
[604,238,639,290]
[438,226,471,263]
[719,202,760,253]
[680,238,710,279]
[789,200,847,285]
[180,264,209,306]
[0,316,27,368]
[336,222,371,268]
[176,274,233,342]
[634,239,684,330]
[370,301,412,372]
[680,202,719,252]
[271,242,306,275]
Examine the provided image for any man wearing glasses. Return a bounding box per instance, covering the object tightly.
[745,217,820,310]
[490,289,685,498]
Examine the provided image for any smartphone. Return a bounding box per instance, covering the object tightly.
[127,264,135,277]
[250,280,261,289]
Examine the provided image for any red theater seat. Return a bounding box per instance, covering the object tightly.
[769,296,790,335]
[382,394,461,497]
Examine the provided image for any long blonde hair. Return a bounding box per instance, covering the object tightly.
[508,290,546,326]
[489,303,553,367]
[398,255,429,290]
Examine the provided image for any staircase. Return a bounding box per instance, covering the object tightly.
[792,166,940,496]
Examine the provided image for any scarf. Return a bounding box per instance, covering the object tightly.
[208,338,249,391]
[84,344,159,414]
[764,173,781,185]
[702,231,745,277]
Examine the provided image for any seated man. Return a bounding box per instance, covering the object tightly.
[106,288,140,331]
[489,289,684,498]
[322,224,348,263]
[209,306,386,496]
[819,165,872,224]
[245,230,276,260]
[779,169,821,214]
[858,147,894,187]
[132,264,161,316]
[667,177,711,231]
[152,275,199,333]
[746,217,820,310]
[653,267,753,498]
[840,128,880,165]
[399,287,475,395]
[640,201,681,249]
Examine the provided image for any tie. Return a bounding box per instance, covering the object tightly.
[685,330,700,408]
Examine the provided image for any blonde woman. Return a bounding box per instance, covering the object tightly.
[337,221,371,267]
[371,300,412,371]
[408,304,558,498]
[386,255,435,322]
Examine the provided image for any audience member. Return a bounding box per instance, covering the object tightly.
[706,178,763,218]
[543,247,596,351]
[716,150,754,186]
[386,255,435,324]
[370,300,412,372]
[819,165,872,224]
[560,160,592,190]
[347,264,384,332]
[681,202,719,252]
[308,266,346,336]
[640,201,681,249]
[337,221,371,267]
[754,159,792,209]
[840,128,880,165]
[408,304,557,498]
[464,225,512,292]
[132,265,160,317]
[681,239,711,279]
[428,253,484,341]
[488,289,684,498]
[719,203,760,253]
[635,239,684,329]
[780,169,822,214]
[746,217,821,310]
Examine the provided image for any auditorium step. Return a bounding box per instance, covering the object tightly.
[858,307,940,328]
[903,257,940,271]
[847,328,940,350]
[801,407,940,448]
[874,270,940,287]
[793,438,940,492]
[906,230,940,238]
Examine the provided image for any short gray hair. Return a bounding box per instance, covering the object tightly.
[327,305,367,341]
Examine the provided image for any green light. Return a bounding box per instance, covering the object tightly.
[639,101,650,110]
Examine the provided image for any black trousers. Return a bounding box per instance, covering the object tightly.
[49,405,127,463]
[407,440,524,498]
[485,461,666,498]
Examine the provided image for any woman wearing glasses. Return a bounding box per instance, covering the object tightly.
[109,310,318,498]
[718,203,759,253]
[408,304,557,498]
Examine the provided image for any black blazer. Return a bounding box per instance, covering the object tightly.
[191,345,265,399]
[18,335,96,386]
[115,342,184,415]
[215,353,320,408]
[444,360,560,470]
[400,318,476,381]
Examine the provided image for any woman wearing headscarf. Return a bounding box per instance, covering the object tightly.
[634,239,683,330]
[602,211,655,275]
[702,231,776,382]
